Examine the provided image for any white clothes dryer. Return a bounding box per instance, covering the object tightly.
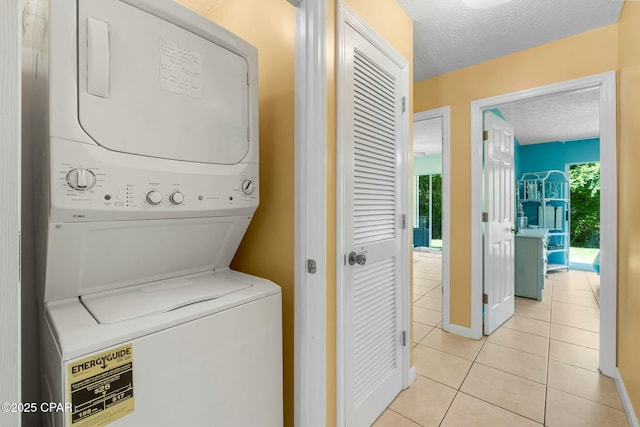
[28,1,283,426]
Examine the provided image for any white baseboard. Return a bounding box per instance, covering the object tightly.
[404,366,417,390]
[615,368,639,427]
[443,322,482,340]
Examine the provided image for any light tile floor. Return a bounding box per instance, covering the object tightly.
[373,251,629,427]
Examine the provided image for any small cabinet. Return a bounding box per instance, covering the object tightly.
[515,229,548,300]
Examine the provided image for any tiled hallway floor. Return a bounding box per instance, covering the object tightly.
[373,251,629,427]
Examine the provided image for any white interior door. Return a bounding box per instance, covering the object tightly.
[483,112,516,335]
[341,23,407,427]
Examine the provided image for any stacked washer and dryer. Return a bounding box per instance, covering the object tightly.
[32,1,283,426]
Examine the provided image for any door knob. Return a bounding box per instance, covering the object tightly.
[348,251,367,266]
[510,226,520,235]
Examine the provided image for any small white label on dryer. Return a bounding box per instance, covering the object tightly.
[159,39,203,99]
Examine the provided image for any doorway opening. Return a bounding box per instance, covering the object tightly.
[412,106,453,333]
[413,173,442,250]
[470,72,617,376]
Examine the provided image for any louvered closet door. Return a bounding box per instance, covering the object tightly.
[343,24,404,427]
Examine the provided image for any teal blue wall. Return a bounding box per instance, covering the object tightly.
[514,138,522,180]
[515,137,600,267]
[516,138,600,178]
[486,108,507,122]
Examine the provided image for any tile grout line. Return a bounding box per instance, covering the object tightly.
[413,258,451,426]
[549,301,600,314]
[437,390,460,427]
[587,277,601,309]
[479,338,549,359]
[452,391,546,426]
[413,325,436,347]
[471,358,548,386]
[549,337,600,353]
[544,277,554,427]
[546,336,599,351]
[447,335,547,425]
[548,320,600,334]
[545,383,628,412]
[413,371,462,392]
[386,407,422,426]
[545,272,602,423]
[502,316,551,338]
[551,272,627,417]
[548,272,602,374]
[549,312,600,334]
[412,344,472,366]
[413,320,441,328]
[546,357,600,373]
[415,336,483,362]
[485,333,550,356]
[437,335,488,426]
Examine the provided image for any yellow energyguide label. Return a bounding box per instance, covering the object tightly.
[67,343,134,426]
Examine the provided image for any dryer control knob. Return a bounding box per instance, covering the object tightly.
[241,179,255,195]
[146,190,163,205]
[66,168,96,191]
[170,191,184,205]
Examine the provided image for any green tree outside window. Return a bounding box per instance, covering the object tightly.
[569,162,600,248]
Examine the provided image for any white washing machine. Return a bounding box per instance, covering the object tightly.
[30,1,283,426]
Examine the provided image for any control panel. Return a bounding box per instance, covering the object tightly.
[66,168,97,191]
[50,139,259,222]
[240,179,255,195]
[169,191,184,205]
[146,190,163,205]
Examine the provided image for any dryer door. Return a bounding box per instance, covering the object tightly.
[77,0,250,164]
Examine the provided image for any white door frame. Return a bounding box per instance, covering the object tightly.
[413,108,454,335]
[292,0,327,426]
[469,71,617,377]
[336,3,411,426]
[0,0,22,426]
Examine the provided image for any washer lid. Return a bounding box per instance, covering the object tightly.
[77,0,252,164]
[81,272,251,324]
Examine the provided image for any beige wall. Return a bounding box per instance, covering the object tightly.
[617,1,640,416]
[326,0,413,424]
[415,4,640,416]
[177,1,412,426]
[177,0,296,424]
[414,25,618,327]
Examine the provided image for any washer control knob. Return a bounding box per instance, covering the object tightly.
[169,191,184,205]
[241,179,255,195]
[66,168,96,191]
[146,190,163,205]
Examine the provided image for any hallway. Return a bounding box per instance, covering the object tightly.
[373,251,628,426]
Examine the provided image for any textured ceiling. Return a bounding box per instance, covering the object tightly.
[413,117,442,156]
[413,89,600,154]
[396,0,624,81]
[498,88,600,145]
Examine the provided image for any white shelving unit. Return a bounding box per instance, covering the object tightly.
[517,170,570,272]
